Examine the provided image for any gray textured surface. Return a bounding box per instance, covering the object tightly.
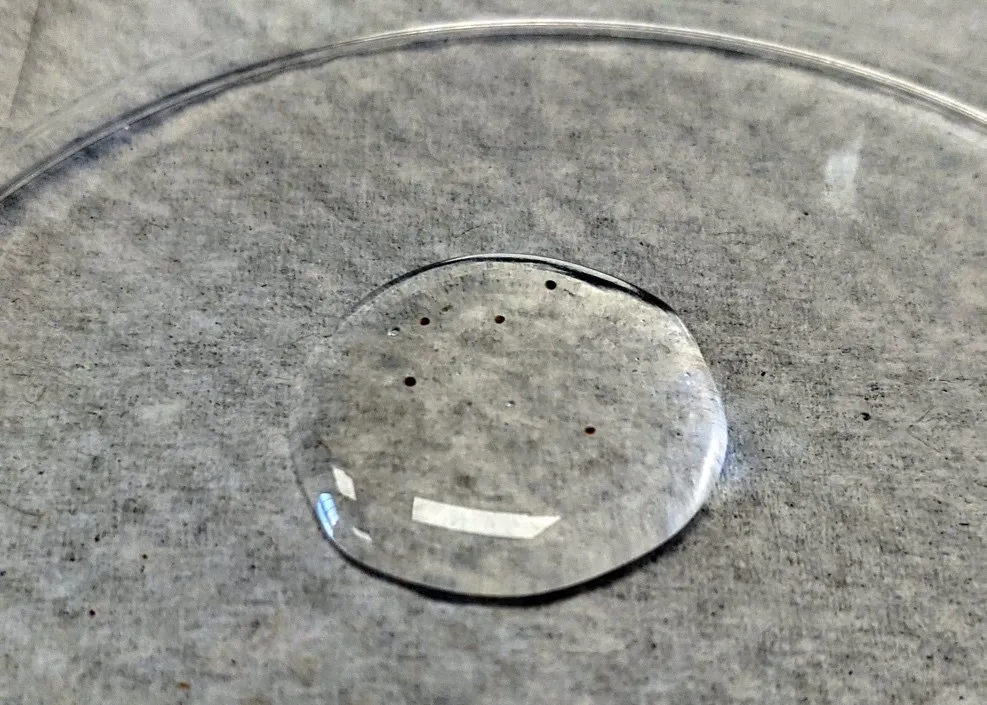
[1,3,986,705]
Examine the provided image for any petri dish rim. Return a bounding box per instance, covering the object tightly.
[3,18,987,205]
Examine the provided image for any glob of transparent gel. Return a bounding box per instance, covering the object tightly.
[291,255,727,597]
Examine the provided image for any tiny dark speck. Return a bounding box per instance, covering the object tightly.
[88,609,96,617]
[177,682,190,691]
[861,412,871,420]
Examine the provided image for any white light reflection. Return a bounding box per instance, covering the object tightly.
[411,496,560,539]
[332,466,357,500]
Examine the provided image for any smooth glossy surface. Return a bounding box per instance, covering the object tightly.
[291,255,727,596]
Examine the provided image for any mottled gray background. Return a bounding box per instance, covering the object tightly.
[0,2,985,704]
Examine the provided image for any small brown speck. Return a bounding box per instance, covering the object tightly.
[454,474,476,490]
[178,682,190,691]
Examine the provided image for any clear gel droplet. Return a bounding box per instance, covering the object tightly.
[290,254,727,597]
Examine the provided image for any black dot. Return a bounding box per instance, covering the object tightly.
[141,554,148,560]
[545,280,557,290]
[419,317,430,326]
[88,609,96,617]
[404,376,417,387]
[861,412,871,420]
[494,315,505,324]
[584,426,596,435]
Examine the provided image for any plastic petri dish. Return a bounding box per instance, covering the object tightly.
[0,11,985,699]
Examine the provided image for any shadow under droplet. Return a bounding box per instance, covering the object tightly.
[318,513,702,608]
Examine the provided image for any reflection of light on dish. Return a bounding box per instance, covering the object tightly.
[315,493,339,538]
[411,496,560,539]
[332,466,357,500]
[5,20,987,206]
[351,526,372,542]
